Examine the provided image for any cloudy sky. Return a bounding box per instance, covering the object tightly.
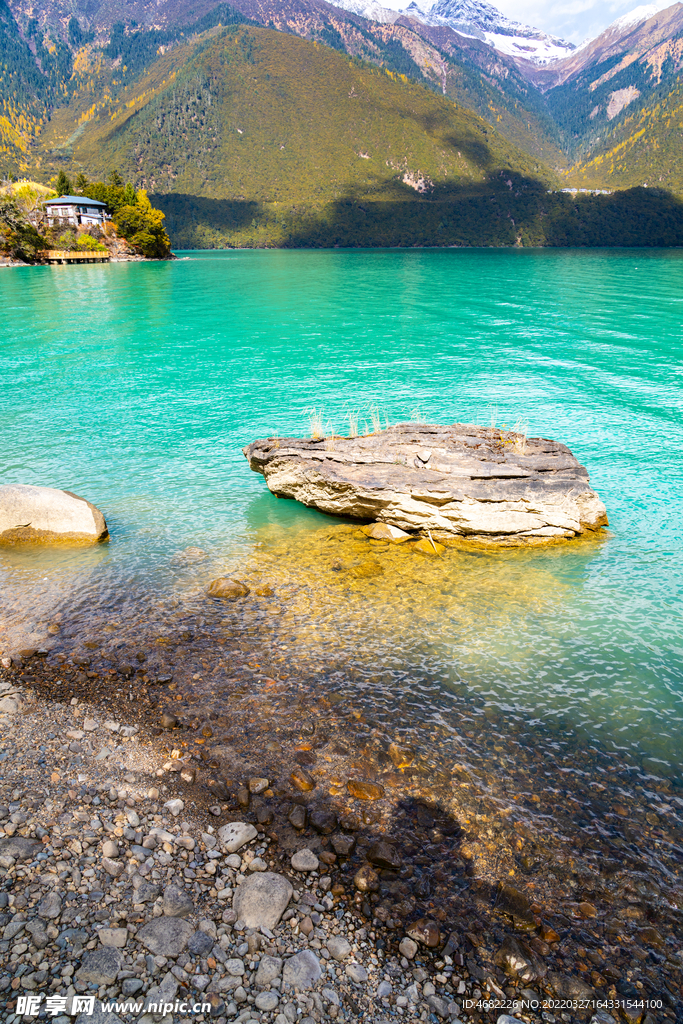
[490,0,672,41]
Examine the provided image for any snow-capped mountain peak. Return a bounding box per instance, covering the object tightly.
[423,0,575,62]
[611,0,681,32]
[328,0,575,65]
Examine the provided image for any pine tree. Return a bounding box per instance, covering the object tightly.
[74,172,90,194]
[55,171,72,196]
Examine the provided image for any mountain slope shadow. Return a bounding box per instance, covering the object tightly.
[281,177,683,249]
[152,194,261,247]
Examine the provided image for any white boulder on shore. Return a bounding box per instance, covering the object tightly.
[0,484,108,545]
[244,422,608,545]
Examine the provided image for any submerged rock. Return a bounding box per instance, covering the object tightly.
[244,422,608,545]
[0,484,108,546]
[207,578,250,599]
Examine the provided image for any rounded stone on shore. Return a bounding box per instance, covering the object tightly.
[399,936,418,959]
[282,949,322,990]
[255,990,280,1010]
[136,916,194,956]
[0,484,108,546]
[232,871,293,930]
[346,962,368,984]
[218,821,258,852]
[326,935,352,961]
[291,848,319,872]
[162,883,194,918]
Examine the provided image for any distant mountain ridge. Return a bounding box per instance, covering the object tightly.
[3,0,683,210]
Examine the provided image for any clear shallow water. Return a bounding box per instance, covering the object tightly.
[1,248,683,778]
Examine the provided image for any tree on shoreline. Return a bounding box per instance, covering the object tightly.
[0,195,46,261]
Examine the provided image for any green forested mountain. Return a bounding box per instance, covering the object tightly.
[3,0,683,245]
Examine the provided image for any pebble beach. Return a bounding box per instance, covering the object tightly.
[0,640,681,1024]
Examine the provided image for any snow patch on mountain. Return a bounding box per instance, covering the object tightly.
[328,0,574,64]
[480,30,574,62]
[329,0,402,22]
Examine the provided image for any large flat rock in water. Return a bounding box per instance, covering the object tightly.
[244,423,607,545]
[0,485,108,546]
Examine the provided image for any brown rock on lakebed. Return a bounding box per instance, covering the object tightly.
[207,578,250,600]
[347,779,385,801]
[244,422,607,545]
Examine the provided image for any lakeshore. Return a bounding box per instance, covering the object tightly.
[1,247,683,1023]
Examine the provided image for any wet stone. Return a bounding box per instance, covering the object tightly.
[207,578,250,600]
[388,741,415,768]
[290,767,315,792]
[256,804,274,825]
[637,926,664,946]
[309,806,337,834]
[367,839,401,870]
[548,972,595,1000]
[494,937,547,982]
[347,779,385,801]
[353,864,380,892]
[288,805,307,830]
[407,917,441,948]
[330,834,355,857]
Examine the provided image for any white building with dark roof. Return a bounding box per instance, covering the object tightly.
[44,196,108,228]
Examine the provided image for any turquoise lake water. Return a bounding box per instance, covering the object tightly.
[1,248,682,780]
